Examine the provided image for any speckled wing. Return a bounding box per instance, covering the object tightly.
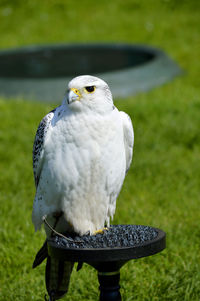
[33,109,56,187]
[120,111,134,173]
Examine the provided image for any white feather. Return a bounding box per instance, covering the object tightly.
[119,111,134,173]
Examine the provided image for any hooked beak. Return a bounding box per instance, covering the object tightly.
[67,88,81,104]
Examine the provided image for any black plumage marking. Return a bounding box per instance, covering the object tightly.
[33,108,56,187]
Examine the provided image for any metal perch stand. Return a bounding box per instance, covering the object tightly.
[47,225,166,300]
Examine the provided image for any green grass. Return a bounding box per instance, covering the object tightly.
[0,0,200,300]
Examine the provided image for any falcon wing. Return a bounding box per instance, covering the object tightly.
[120,111,134,173]
[33,109,56,187]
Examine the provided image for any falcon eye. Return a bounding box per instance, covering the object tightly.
[85,86,95,93]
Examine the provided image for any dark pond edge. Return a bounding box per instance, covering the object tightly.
[0,43,182,102]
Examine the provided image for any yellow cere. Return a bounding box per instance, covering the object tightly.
[71,88,81,98]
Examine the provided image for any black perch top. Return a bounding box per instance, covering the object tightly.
[48,225,166,268]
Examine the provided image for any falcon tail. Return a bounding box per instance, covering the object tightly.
[32,240,48,268]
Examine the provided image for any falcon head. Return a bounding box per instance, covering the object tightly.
[65,75,114,113]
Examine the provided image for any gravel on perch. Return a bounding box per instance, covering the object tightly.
[51,225,158,250]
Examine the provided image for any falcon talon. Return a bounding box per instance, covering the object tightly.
[94,227,108,235]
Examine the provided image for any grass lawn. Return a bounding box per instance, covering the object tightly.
[0,0,200,300]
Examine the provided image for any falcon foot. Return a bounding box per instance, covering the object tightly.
[94,227,108,235]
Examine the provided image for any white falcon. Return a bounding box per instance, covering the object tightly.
[32,75,134,300]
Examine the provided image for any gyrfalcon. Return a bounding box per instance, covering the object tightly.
[32,75,134,300]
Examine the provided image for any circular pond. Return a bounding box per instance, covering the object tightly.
[0,43,181,102]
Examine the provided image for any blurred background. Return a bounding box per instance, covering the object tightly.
[0,0,200,300]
